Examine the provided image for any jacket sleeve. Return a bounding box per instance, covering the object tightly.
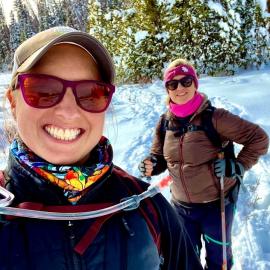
[213,108,269,170]
[153,194,203,270]
[150,115,168,175]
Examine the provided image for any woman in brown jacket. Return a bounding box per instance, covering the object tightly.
[139,58,269,270]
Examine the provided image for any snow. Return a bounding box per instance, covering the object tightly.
[256,0,267,12]
[1,66,270,269]
[155,32,170,41]
[124,8,136,16]
[218,21,230,32]
[157,0,176,8]
[134,30,148,43]
[104,13,111,21]
[208,1,226,16]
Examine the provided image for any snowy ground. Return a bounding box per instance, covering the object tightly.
[1,66,270,269]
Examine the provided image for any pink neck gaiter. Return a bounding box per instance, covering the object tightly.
[169,92,204,118]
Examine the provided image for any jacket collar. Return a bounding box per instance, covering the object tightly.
[4,153,113,206]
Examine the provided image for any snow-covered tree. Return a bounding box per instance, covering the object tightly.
[162,0,208,73]
[13,0,36,42]
[60,0,89,31]
[4,0,267,79]
[68,0,89,31]
[207,0,243,75]
[235,0,270,69]
[37,0,51,30]
[158,0,269,76]
[0,5,10,70]
[119,0,167,82]
[9,11,20,54]
[90,0,168,82]
[89,0,127,79]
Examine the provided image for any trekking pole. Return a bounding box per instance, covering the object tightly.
[220,174,227,270]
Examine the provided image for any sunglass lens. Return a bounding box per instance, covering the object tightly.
[180,76,193,87]
[166,80,179,91]
[76,82,111,112]
[22,77,63,108]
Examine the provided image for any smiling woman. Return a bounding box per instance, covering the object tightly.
[0,26,203,270]
[139,57,269,270]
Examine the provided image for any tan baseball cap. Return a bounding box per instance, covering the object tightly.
[10,26,115,89]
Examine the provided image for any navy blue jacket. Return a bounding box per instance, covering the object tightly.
[0,154,203,270]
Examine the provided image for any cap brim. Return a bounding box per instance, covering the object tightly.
[17,32,115,84]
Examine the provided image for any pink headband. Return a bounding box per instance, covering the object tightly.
[164,64,199,89]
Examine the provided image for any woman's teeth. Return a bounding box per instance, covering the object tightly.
[177,92,186,96]
[45,126,81,141]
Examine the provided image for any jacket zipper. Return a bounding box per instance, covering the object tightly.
[67,220,82,270]
[179,136,192,203]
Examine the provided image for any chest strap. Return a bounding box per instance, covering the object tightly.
[174,124,204,137]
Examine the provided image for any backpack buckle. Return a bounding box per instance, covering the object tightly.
[121,195,141,211]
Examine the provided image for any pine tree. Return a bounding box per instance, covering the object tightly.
[13,0,35,42]
[237,0,270,69]
[89,1,109,44]
[89,0,126,68]
[162,0,206,73]
[89,0,269,82]
[56,0,89,31]
[207,0,243,75]
[37,0,50,30]
[69,0,89,31]
[0,4,10,70]
[251,3,270,67]
[48,0,66,26]
[121,0,167,82]
[9,11,20,54]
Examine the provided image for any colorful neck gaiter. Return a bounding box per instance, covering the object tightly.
[169,92,204,118]
[11,136,113,204]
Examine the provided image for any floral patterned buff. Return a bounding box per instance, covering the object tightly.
[10,136,113,204]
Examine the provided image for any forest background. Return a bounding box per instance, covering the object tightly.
[0,0,269,83]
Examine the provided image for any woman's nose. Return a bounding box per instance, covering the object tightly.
[176,82,184,90]
[54,87,81,119]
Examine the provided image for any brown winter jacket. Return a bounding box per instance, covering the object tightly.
[150,94,269,203]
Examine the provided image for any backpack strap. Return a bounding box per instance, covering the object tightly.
[159,113,169,144]
[122,177,161,253]
[200,104,222,148]
[201,104,236,159]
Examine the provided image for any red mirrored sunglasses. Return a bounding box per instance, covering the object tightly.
[16,74,115,113]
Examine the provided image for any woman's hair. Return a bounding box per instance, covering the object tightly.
[2,89,18,145]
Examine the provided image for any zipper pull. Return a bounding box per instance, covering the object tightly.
[67,220,75,240]
[121,216,135,237]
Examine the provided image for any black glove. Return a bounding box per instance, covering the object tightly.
[214,159,245,181]
[138,155,157,176]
